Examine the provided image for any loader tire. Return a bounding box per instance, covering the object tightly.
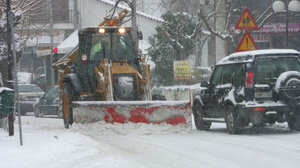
[62,83,74,129]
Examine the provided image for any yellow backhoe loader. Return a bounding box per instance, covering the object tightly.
[54,0,191,129]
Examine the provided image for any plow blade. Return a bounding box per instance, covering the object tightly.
[72,101,191,127]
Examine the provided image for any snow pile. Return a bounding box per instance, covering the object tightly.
[72,121,190,135]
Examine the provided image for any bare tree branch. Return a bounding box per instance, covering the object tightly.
[197,10,229,40]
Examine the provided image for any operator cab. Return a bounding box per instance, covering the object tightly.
[76,27,138,68]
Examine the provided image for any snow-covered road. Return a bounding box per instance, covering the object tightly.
[1,115,300,168]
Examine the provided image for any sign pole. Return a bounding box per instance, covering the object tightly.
[9,11,23,146]
[188,76,192,131]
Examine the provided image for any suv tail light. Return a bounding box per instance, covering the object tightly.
[245,72,253,88]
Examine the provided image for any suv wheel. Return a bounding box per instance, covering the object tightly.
[287,115,300,131]
[225,105,243,134]
[193,103,211,131]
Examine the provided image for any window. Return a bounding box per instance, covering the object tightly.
[44,87,58,102]
[210,66,223,86]
[232,64,245,86]
[89,33,135,62]
[18,85,43,92]
[256,56,300,84]
[222,65,233,84]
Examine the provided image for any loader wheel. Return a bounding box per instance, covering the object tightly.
[192,103,211,131]
[62,83,74,129]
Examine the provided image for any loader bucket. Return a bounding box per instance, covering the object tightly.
[72,101,191,127]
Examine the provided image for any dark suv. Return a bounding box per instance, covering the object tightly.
[192,49,300,134]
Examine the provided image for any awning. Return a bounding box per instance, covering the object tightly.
[57,30,78,54]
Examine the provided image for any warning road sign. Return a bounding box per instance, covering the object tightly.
[235,8,258,30]
[236,31,258,52]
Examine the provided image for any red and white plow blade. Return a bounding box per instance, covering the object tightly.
[72,101,191,127]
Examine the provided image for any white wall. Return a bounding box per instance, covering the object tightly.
[214,0,227,63]
[77,0,162,42]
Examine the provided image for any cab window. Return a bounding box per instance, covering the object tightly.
[232,64,245,86]
[211,66,223,86]
[222,64,233,84]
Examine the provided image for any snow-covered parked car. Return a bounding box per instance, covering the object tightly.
[17,84,44,115]
[192,49,300,134]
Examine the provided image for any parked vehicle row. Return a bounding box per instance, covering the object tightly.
[192,49,300,134]
[17,84,44,115]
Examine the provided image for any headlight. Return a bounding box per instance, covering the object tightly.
[98,28,105,34]
[118,28,126,34]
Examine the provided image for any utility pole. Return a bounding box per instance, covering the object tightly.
[131,0,138,53]
[50,0,55,88]
[9,11,23,145]
[5,0,14,137]
[6,0,13,88]
[6,0,23,144]
[285,0,289,48]
[74,0,78,29]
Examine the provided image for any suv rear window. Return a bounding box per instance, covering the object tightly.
[256,56,300,84]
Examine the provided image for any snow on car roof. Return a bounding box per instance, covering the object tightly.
[0,87,13,93]
[217,49,300,65]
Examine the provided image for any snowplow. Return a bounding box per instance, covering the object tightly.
[53,0,191,129]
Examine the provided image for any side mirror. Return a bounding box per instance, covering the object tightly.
[200,81,209,87]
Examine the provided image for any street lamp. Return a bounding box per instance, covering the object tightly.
[272,0,300,48]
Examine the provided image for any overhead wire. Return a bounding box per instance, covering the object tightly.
[108,0,134,25]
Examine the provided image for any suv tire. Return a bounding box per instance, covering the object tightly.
[225,105,243,134]
[193,103,211,131]
[288,115,300,131]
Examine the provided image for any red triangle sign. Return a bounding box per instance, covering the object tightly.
[235,8,258,30]
[236,31,258,52]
